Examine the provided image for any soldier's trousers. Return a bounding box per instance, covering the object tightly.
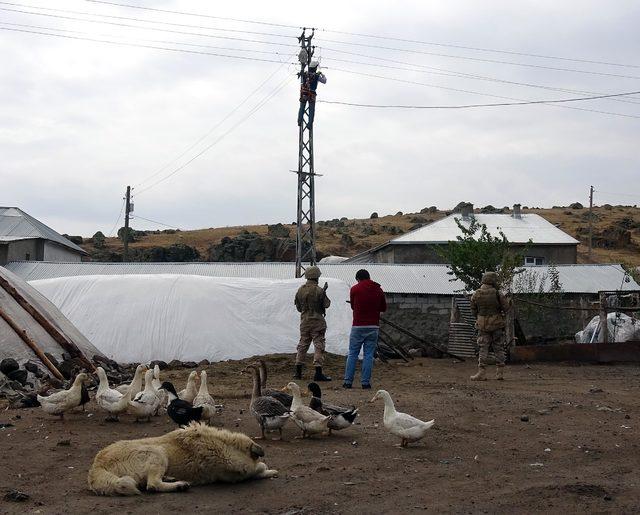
[477,329,506,366]
[296,318,326,366]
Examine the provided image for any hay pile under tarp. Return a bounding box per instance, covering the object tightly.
[31,274,353,363]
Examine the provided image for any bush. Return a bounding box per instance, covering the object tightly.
[63,234,84,245]
[92,231,106,249]
[569,202,583,209]
[370,212,379,219]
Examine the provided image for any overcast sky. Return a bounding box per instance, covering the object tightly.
[1,0,639,236]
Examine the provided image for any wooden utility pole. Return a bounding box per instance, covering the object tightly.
[123,185,131,262]
[588,185,594,259]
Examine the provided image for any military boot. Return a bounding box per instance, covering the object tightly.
[496,365,505,381]
[470,366,487,381]
[293,364,303,380]
[314,366,332,382]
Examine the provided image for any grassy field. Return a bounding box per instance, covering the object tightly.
[87,205,640,266]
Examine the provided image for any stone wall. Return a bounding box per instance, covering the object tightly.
[381,293,453,355]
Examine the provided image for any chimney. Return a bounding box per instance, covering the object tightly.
[461,203,473,220]
[512,204,522,219]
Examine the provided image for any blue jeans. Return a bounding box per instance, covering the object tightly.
[344,327,379,386]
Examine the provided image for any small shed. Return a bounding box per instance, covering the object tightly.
[0,207,87,266]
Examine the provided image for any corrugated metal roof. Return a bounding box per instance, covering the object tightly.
[4,261,638,295]
[392,213,580,245]
[0,207,87,254]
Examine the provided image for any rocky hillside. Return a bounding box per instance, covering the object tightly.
[76,203,640,266]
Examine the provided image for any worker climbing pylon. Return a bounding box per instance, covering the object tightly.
[297,59,326,127]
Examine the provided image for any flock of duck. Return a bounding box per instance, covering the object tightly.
[35,359,435,448]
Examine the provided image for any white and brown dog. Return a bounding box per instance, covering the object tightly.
[88,422,277,495]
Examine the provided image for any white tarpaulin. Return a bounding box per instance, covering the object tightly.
[30,274,353,363]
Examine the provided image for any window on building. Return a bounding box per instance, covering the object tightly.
[25,253,30,261]
[524,256,545,266]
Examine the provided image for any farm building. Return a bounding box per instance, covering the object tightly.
[0,207,87,266]
[5,261,638,356]
[347,204,579,265]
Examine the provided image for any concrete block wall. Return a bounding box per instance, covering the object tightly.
[382,294,453,354]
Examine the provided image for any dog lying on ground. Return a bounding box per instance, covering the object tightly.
[88,422,278,495]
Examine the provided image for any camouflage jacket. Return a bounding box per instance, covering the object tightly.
[295,280,331,321]
[470,284,510,332]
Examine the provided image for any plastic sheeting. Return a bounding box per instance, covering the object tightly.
[575,312,640,343]
[30,274,353,363]
[0,266,102,370]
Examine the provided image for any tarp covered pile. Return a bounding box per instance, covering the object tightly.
[31,274,353,363]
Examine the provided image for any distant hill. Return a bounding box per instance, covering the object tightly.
[80,204,640,267]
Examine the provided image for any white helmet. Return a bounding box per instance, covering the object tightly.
[309,59,319,69]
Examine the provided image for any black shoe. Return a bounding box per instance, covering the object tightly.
[342,383,352,389]
[313,366,332,382]
[361,384,372,390]
[293,364,303,380]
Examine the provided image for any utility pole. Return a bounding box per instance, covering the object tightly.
[295,28,318,278]
[588,185,594,260]
[123,185,132,262]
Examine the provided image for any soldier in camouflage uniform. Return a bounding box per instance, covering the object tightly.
[470,271,511,381]
[294,266,332,381]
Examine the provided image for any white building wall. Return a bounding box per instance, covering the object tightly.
[43,241,82,262]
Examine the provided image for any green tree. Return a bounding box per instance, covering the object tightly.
[92,231,106,249]
[437,217,528,292]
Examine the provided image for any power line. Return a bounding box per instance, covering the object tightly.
[0,26,295,64]
[0,6,298,50]
[0,21,294,57]
[319,47,640,106]
[86,0,302,30]
[85,0,639,70]
[134,56,293,188]
[328,67,640,119]
[107,198,126,236]
[318,28,640,70]
[0,1,296,40]
[318,90,640,109]
[135,74,295,196]
[316,37,640,81]
[130,214,179,229]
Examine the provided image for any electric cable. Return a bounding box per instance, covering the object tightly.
[107,198,126,237]
[130,214,179,229]
[134,55,293,188]
[134,74,295,196]
[85,0,639,70]
[327,67,640,119]
[0,6,299,50]
[0,26,295,64]
[318,90,640,109]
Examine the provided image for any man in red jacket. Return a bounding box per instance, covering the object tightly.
[343,269,387,389]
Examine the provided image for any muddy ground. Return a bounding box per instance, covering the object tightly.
[1,354,639,514]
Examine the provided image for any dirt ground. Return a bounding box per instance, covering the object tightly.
[1,354,639,514]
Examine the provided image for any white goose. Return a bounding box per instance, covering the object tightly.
[285,382,330,438]
[178,371,199,403]
[128,369,160,422]
[37,373,88,419]
[95,367,130,421]
[116,364,147,396]
[193,370,217,422]
[370,389,435,447]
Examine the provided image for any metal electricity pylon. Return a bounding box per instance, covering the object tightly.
[295,28,318,278]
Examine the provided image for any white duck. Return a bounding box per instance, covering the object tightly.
[37,373,88,419]
[370,389,435,447]
[178,370,199,403]
[95,367,131,421]
[116,364,147,396]
[193,370,217,422]
[285,382,330,438]
[150,364,167,415]
[128,369,160,422]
